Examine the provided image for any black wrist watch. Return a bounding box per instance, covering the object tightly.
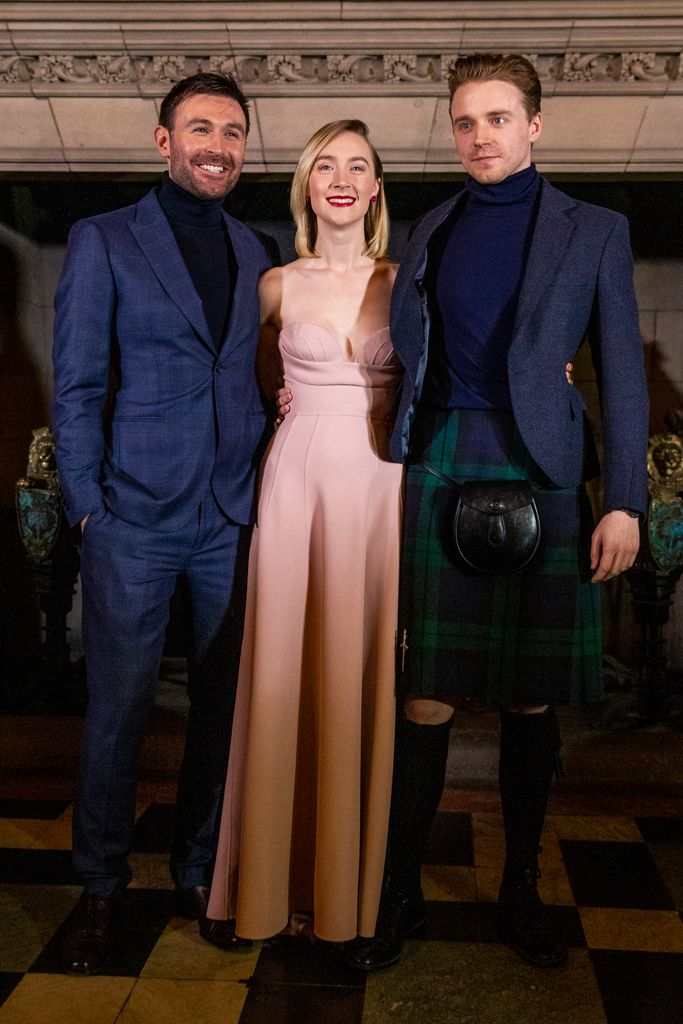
[617,508,641,519]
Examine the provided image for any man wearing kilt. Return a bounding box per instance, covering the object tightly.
[348,53,648,971]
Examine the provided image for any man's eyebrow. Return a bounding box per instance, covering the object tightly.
[454,108,514,121]
[185,116,245,132]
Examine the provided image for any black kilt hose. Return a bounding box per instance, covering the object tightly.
[398,407,602,707]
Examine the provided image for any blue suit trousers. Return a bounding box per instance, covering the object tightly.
[75,491,250,896]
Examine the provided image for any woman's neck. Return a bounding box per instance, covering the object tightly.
[313,221,374,271]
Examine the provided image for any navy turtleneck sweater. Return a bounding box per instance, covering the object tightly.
[156,172,236,348]
[425,163,541,409]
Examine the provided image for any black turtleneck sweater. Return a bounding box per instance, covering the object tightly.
[157,172,236,348]
[425,163,541,410]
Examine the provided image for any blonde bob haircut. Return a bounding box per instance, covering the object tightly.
[290,119,389,259]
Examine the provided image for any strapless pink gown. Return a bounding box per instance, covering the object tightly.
[207,321,403,942]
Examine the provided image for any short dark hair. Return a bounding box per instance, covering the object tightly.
[158,72,250,134]
[448,54,541,121]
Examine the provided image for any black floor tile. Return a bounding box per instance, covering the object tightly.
[636,817,683,843]
[0,849,77,885]
[423,900,497,942]
[423,900,586,947]
[239,979,365,1024]
[561,840,675,909]
[424,811,473,866]
[132,803,175,853]
[118,889,176,931]
[0,799,71,819]
[591,949,683,1024]
[30,890,175,977]
[253,937,363,988]
[0,972,22,1007]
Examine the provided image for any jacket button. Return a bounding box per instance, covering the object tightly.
[215,364,224,374]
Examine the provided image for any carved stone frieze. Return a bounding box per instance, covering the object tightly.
[3,51,681,93]
[146,56,187,84]
[327,55,378,84]
[562,53,619,83]
[383,55,438,84]
[619,53,672,82]
[0,55,28,84]
[208,55,267,84]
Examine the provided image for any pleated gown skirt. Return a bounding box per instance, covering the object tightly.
[208,323,403,941]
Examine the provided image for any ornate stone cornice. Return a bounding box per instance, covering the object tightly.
[0,2,681,174]
[1,50,681,95]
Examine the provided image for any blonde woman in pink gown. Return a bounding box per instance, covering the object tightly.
[207,120,403,944]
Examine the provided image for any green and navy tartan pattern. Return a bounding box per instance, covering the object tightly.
[398,408,602,707]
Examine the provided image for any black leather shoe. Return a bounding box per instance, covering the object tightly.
[346,888,426,971]
[175,885,252,951]
[498,869,568,968]
[60,892,115,975]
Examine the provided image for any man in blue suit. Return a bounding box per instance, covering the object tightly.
[348,54,648,971]
[52,73,277,974]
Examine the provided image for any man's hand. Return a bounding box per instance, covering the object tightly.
[275,386,292,424]
[590,510,640,582]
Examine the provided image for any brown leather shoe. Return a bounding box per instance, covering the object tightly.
[60,892,115,975]
[174,885,252,951]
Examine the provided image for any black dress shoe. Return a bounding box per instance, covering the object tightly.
[174,885,252,951]
[60,892,115,975]
[498,869,568,968]
[346,888,426,972]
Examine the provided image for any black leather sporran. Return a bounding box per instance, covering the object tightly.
[423,463,541,574]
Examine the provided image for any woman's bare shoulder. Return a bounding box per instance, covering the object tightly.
[258,266,285,324]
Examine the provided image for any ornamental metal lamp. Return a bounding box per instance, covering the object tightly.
[625,417,683,726]
[15,426,81,706]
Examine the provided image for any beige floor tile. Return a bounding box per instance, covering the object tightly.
[549,815,643,842]
[0,821,47,848]
[128,853,173,890]
[140,917,260,980]
[536,831,567,869]
[0,973,134,1024]
[363,943,607,1024]
[537,863,575,906]
[422,865,476,902]
[580,907,683,952]
[471,812,504,839]
[133,801,152,822]
[0,885,79,972]
[474,866,500,903]
[29,816,74,850]
[117,979,247,1024]
[472,834,506,868]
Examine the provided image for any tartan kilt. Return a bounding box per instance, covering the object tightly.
[398,407,603,707]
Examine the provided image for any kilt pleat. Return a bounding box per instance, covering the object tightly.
[398,407,603,706]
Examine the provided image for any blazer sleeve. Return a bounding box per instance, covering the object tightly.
[52,219,116,527]
[587,215,649,516]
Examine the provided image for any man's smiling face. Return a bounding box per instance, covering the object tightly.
[154,93,247,200]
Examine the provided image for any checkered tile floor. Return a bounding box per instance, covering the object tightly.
[0,785,682,1024]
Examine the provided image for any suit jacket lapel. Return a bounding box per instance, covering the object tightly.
[512,180,578,345]
[220,213,250,354]
[129,191,215,352]
[390,192,464,348]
